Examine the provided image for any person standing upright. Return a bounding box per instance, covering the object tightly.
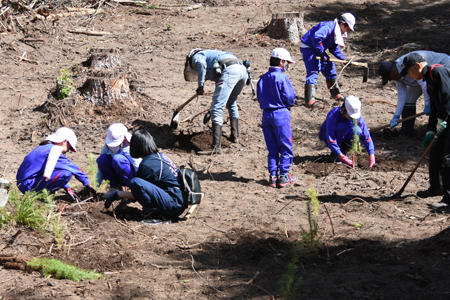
[184,49,248,155]
[300,12,356,108]
[256,48,297,188]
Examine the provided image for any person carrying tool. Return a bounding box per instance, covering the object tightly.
[16,127,97,201]
[401,53,450,208]
[319,96,376,168]
[379,50,450,136]
[184,49,248,155]
[300,12,356,109]
[104,129,186,225]
[256,48,297,188]
[96,123,142,192]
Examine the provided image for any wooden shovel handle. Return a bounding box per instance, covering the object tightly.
[175,94,198,113]
[370,112,425,133]
[315,56,368,68]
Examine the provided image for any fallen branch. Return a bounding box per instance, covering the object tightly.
[67,236,93,247]
[176,243,201,250]
[113,210,153,239]
[182,3,202,12]
[422,216,450,224]
[190,255,221,293]
[343,197,370,207]
[371,100,396,106]
[18,57,38,64]
[67,29,112,36]
[229,271,260,287]
[184,204,199,220]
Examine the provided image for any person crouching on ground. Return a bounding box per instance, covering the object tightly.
[104,129,186,225]
[300,12,356,108]
[256,47,297,188]
[319,96,376,168]
[96,123,141,192]
[16,127,97,201]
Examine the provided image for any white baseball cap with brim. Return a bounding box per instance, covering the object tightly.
[46,127,77,152]
[271,47,295,63]
[105,123,131,147]
[341,13,355,31]
[345,95,362,119]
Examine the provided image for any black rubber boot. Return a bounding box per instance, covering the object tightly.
[304,84,324,109]
[230,118,239,143]
[400,105,416,136]
[197,123,223,155]
[326,79,345,101]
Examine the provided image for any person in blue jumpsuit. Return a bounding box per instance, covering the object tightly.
[256,48,297,188]
[104,129,186,225]
[379,50,450,135]
[300,12,356,108]
[319,96,376,168]
[96,123,141,191]
[184,49,248,155]
[16,127,97,201]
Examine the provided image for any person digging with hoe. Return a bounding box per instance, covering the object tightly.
[184,49,248,155]
[379,50,450,136]
[300,12,356,108]
[319,96,375,168]
[256,48,297,188]
[402,53,450,209]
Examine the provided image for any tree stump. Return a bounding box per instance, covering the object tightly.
[265,12,307,45]
[81,48,134,105]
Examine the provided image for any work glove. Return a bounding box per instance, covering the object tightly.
[390,115,400,128]
[369,154,376,168]
[339,154,354,168]
[423,131,435,148]
[86,184,98,198]
[437,118,447,135]
[320,53,330,62]
[424,106,431,116]
[104,190,120,209]
[196,85,204,96]
[66,187,80,202]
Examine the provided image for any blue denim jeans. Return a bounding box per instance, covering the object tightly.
[210,64,248,125]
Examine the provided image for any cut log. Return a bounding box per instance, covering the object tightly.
[86,48,121,70]
[81,75,133,105]
[265,11,307,45]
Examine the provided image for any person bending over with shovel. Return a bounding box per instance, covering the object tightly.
[184,49,248,155]
[319,96,375,168]
[379,50,450,136]
[300,12,356,109]
[402,53,450,208]
[256,48,297,188]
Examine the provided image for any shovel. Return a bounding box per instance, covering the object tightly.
[392,133,438,198]
[369,112,425,133]
[170,94,197,130]
[316,56,369,82]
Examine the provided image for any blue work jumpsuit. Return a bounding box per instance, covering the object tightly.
[256,67,296,176]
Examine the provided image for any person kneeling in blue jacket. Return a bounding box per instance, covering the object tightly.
[16,127,97,201]
[104,129,186,225]
[319,96,376,168]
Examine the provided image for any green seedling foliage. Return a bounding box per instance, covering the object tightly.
[87,153,109,192]
[166,23,174,31]
[28,258,105,282]
[279,245,303,299]
[1,187,66,248]
[348,118,362,156]
[56,69,74,100]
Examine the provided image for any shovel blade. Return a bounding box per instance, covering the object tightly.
[203,111,211,124]
[363,67,368,83]
[170,111,179,130]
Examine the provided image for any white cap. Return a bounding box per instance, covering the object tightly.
[105,123,131,147]
[345,96,361,119]
[46,127,77,152]
[271,47,295,63]
[341,13,355,31]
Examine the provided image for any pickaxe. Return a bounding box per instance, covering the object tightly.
[316,56,369,82]
[170,94,197,130]
[369,112,425,133]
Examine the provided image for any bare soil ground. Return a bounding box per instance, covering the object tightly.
[1,0,450,299]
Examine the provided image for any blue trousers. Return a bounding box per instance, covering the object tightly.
[18,170,72,194]
[300,47,337,85]
[262,108,293,176]
[319,121,362,154]
[130,177,185,218]
[210,64,248,125]
[97,154,135,188]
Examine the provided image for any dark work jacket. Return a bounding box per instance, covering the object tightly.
[135,152,184,206]
[423,65,450,131]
